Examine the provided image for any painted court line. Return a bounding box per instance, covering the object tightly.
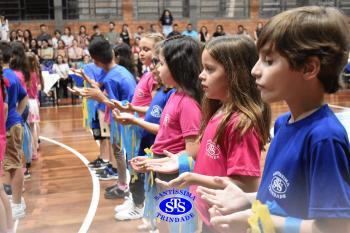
[329,104,350,111]
[38,136,100,233]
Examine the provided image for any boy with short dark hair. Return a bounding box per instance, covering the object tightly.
[199,6,350,233]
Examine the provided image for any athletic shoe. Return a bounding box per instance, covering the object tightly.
[137,218,158,232]
[105,184,118,192]
[97,166,118,181]
[104,186,129,199]
[114,203,144,220]
[88,157,109,170]
[11,202,25,220]
[114,196,133,212]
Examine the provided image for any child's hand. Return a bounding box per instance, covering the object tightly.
[210,208,252,233]
[112,111,135,125]
[197,177,251,215]
[67,86,84,96]
[155,172,192,189]
[81,86,104,102]
[129,156,149,173]
[145,156,179,174]
[73,69,98,87]
[112,100,133,112]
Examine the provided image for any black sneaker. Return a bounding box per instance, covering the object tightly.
[97,166,118,181]
[88,157,109,170]
[105,184,118,192]
[104,186,129,199]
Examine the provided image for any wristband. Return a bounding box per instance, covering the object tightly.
[284,217,301,233]
[178,154,195,174]
[249,200,276,233]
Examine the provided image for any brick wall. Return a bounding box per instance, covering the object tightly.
[11,0,267,39]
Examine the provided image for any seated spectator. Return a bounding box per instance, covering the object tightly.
[182,23,198,40]
[236,24,244,34]
[120,24,131,45]
[61,27,74,48]
[29,39,39,55]
[23,29,32,48]
[134,25,144,41]
[37,24,52,42]
[38,39,54,68]
[52,55,70,99]
[55,39,68,62]
[9,30,17,42]
[68,39,84,68]
[105,21,120,45]
[16,29,25,43]
[52,29,61,50]
[90,25,104,42]
[167,23,181,38]
[77,25,90,49]
[212,24,225,37]
[199,25,210,43]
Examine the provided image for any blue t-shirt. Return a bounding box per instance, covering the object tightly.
[99,65,136,103]
[4,68,27,130]
[182,30,198,40]
[139,87,175,154]
[257,104,350,219]
[83,63,105,112]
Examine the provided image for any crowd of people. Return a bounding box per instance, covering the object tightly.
[0,6,350,233]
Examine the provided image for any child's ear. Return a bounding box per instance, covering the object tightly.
[302,56,320,81]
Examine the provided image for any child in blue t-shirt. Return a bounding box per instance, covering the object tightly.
[197,6,350,233]
[0,41,28,220]
[81,38,136,196]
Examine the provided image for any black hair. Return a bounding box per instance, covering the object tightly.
[88,38,113,64]
[113,43,136,79]
[40,24,46,28]
[9,41,31,86]
[159,9,173,23]
[161,36,203,103]
[0,41,12,64]
[93,25,99,30]
[109,21,115,26]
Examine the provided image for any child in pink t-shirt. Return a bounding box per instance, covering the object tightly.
[0,66,14,233]
[146,36,271,232]
[27,54,43,160]
[114,33,164,117]
[130,36,203,232]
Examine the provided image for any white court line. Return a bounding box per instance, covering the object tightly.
[37,136,100,233]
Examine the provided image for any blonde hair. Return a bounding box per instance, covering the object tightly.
[200,35,271,147]
[257,6,350,93]
[141,32,164,45]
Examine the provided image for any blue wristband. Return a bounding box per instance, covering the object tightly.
[178,154,195,174]
[284,217,301,233]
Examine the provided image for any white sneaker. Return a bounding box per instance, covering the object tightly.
[114,204,144,220]
[21,197,26,210]
[137,218,157,231]
[11,203,25,220]
[114,197,133,213]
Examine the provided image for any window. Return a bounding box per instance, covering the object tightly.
[199,0,250,19]
[63,0,123,20]
[0,0,54,20]
[133,0,185,20]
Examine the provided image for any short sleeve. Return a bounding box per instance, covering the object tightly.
[308,138,350,218]
[179,98,201,138]
[226,128,261,177]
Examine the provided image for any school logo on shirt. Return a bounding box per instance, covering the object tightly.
[206,140,220,160]
[268,171,289,199]
[164,113,170,126]
[137,89,144,97]
[151,105,162,118]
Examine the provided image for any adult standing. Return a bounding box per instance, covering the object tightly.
[159,9,173,36]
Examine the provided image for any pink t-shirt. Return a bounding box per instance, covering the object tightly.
[151,91,201,155]
[0,80,8,161]
[13,70,27,90]
[27,71,39,99]
[131,72,157,107]
[191,113,261,231]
